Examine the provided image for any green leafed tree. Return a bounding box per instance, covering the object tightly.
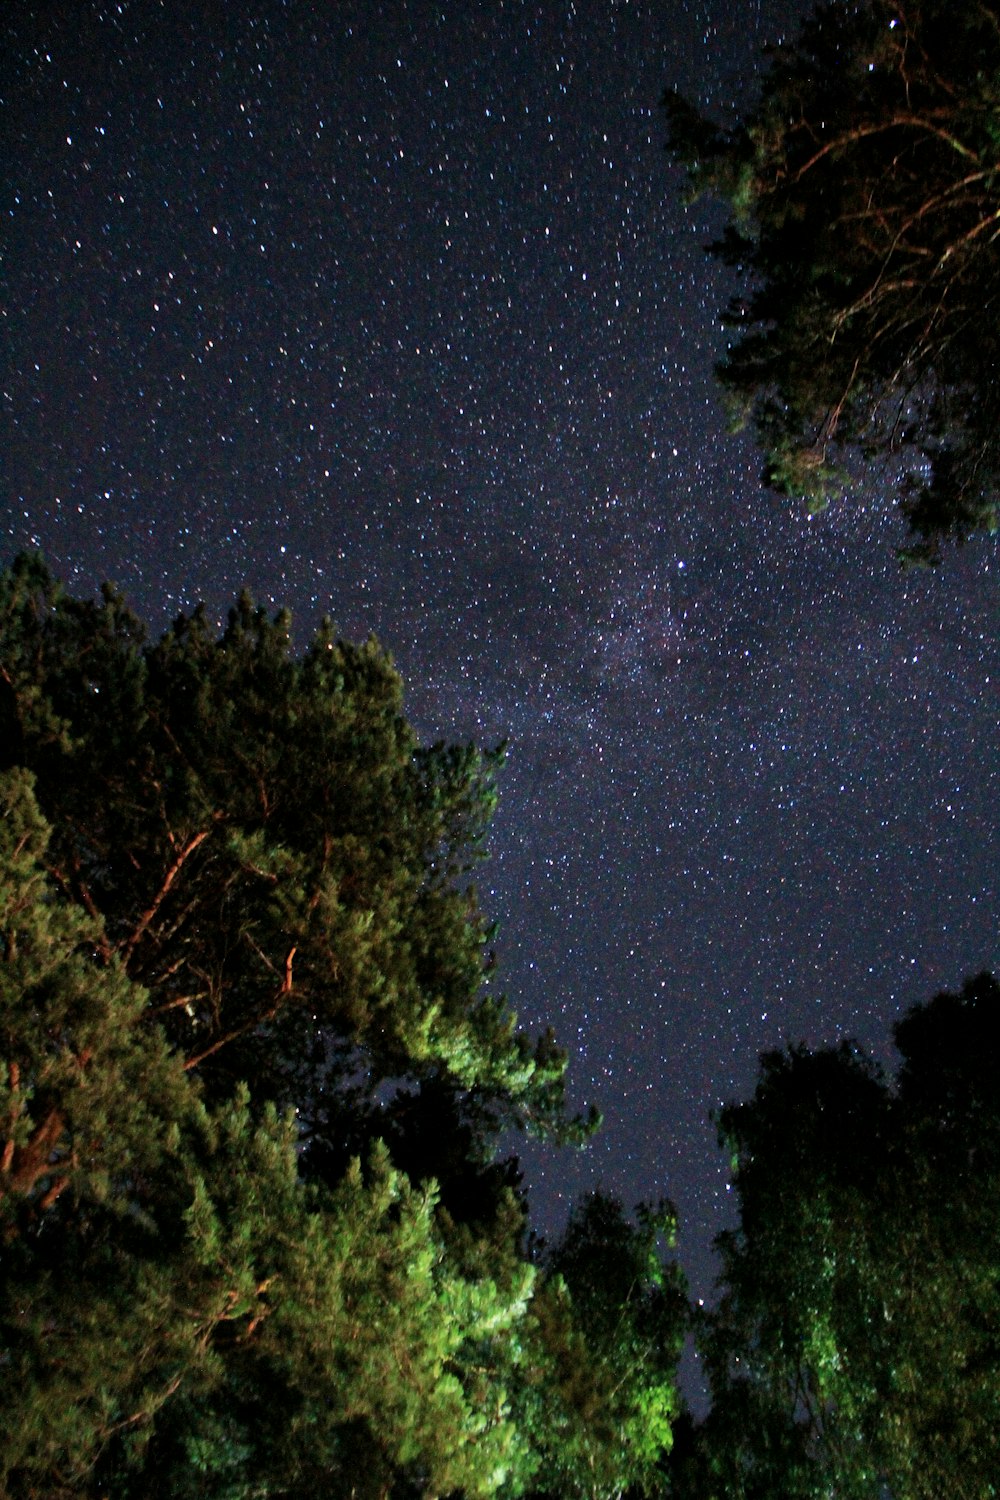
[521,1192,687,1500]
[680,973,1000,1500]
[0,554,685,1500]
[665,0,1000,562]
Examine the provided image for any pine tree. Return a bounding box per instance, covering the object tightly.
[666,0,1000,562]
[0,555,682,1499]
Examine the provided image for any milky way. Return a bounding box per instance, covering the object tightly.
[4,0,997,1339]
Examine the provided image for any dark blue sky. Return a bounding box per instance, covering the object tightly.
[4,0,997,1324]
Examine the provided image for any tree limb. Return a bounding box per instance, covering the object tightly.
[121,829,211,965]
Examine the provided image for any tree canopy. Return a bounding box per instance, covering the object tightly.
[4,553,994,1493]
[673,972,1000,1499]
[0,553,684,1500]
[523,1193,686,1500]
[666,0,1000,562]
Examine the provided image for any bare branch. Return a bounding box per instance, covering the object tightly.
[121,829,211,965]
[182,946,297,1072]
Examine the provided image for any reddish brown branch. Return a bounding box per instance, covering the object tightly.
[122,830,211,964]
[145,991,209,1018]
[182,946,297,1072]
[784,113,981,190]
[1,1105,67,1196]
[45,860,114,963]
[1,1059,20,1173]
[39,1174,70,1211]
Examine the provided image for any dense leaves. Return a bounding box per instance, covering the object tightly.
[523,1193,686,1500]
[666,0,1000,561]
[0,552,564,1114]
[677,973,1000,1499]
[0,555,682,1499]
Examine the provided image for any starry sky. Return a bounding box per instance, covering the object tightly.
[4,0,998,1325]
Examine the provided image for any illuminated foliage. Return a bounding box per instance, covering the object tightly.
[0,555,682,1500]
[523,1193,686,1500]
[679,974,1000,1499]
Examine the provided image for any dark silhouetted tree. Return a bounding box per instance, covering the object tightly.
[666,0,1000,562]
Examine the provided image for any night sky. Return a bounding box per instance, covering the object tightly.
[4,0,997,1331]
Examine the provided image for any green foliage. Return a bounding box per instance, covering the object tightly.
[665,0,1000,561]
[0,766,216,1490]
[0,555,674,1499]
[145,1111,535,1500]
[519,1193,687,1500]
[681,974,1000,1500]
[0,552,574,1119]
[0,764,199,1237]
